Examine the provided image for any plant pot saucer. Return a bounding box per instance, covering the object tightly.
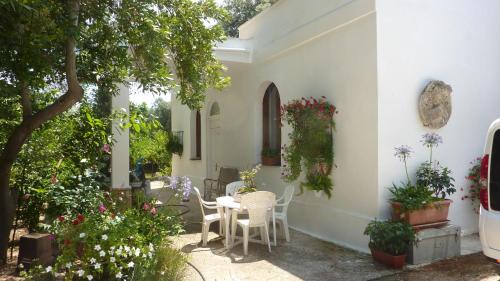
[411,220,449,231]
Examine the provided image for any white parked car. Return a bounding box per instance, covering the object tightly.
[479,119,500,260]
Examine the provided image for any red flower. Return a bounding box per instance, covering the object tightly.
[143,203,151,211]
[64,239,72,246]
[98,204,106,213]
[150,207,157,216]
[77,214,85,222]
[58,216,65,223]
[72,219,79,226]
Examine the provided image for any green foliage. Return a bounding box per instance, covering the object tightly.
[152,98,171,132]
[261,147,280,157]
[238,164,261,193]
[12,103,112,231]
[281,97,336,198]
[26,197,186,281]
[221,0,278,37]
[364,220,415,256]
[129,102,171,176]
[389,182,439,212]
[167,132,183,156]
[464,157,486,213]
[416,162,455,199]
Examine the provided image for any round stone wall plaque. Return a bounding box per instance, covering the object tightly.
[418,80,452,129]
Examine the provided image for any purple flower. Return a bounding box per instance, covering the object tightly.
[421,133,443,148]
[394,145,413,161]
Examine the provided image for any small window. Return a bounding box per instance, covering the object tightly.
[191,110,202,160]
[262,83,281,158]
[490,130,500,211]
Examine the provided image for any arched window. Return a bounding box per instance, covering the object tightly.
[191,110,202,160]
[209,102,220,116]
[195,111,201,159]
[262,83,281,164]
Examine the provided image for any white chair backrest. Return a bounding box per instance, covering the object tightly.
[240,191,275,226]
[279,185,295,213]
[193,187,207,217]
[226,181,245,196]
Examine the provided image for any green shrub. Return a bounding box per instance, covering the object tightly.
[389,182,439,212]
[416,162,455,199]
[364,220,415,256]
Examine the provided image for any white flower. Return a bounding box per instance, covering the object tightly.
[116,249,122,256]
[142,254,146,258]
[79,233,86,238]
[101,234,108,241]
[110,246,115,251]
[148,243,154,252]
[110,257,116,263]
[124,246,130,253]
[94,245,101,251]
[77,269,85,277]
[134,248,140,257]
[18,264,24,269]
[65,262,72,269]
[148,252,152,258]
[87,274,93,280]
[90,258,96,264]
[160,271,165,275]
[127,261,134,268]
[94,263,101,270]
[116,272,123,279]
[45,266,52,273]
[99,250,106,257]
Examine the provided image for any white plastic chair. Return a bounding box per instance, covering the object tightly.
[193,187,224,246]
[275,185,294,242]
[231,191,275,255]
[226,181,245,196]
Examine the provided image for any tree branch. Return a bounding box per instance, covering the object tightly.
[18,80,32,117]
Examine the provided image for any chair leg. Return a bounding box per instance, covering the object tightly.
[231,216,237,245]
[259,227,265,242]
[243,226,249,256]
[283,218,290,242]
[264,224,271,253]
[201,223,208,246]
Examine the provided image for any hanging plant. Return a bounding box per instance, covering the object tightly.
[280,96,337,198]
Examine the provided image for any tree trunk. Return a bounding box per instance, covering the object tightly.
[0,0,83,263]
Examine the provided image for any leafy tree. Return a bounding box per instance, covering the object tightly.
[152,98,172,132]
[221,0,277,37]
[0,0,229,262]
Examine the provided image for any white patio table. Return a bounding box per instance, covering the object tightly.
[216,195,276,249]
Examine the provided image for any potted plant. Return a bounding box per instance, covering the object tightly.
[261,148,281,166]
[390,133,455,226]
[234,164,261,202]
[364,220,415,269]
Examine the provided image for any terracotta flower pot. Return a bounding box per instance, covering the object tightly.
[370,247,407,269]
[261,155,281,166]
[391,199,452,226]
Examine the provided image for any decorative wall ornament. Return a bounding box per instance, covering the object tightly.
[418,80,452,129]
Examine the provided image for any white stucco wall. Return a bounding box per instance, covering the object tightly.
[111,83,130,189]
[376,0,500,235]
[173,0,379,252]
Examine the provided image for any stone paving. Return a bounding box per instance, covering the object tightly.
[151,181,492,281]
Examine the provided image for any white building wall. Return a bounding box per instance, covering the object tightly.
[173,0,379,252]
[376,0,500,235]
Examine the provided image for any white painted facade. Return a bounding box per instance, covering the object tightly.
[171,0,500,252]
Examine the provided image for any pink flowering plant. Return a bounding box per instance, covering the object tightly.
[23,195,185,281]
[280,96,336,198]
[462,157,486,213]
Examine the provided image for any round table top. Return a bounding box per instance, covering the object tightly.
[216,196,240,209]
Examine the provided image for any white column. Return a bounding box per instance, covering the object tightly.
[111,83,130,189]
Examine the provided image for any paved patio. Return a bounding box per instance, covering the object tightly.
[151,181,486,281]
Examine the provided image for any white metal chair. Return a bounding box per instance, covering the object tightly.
[226,181,245,196]
[231,191,275,255]
[274,185,294,242]
[193,187,224,246]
